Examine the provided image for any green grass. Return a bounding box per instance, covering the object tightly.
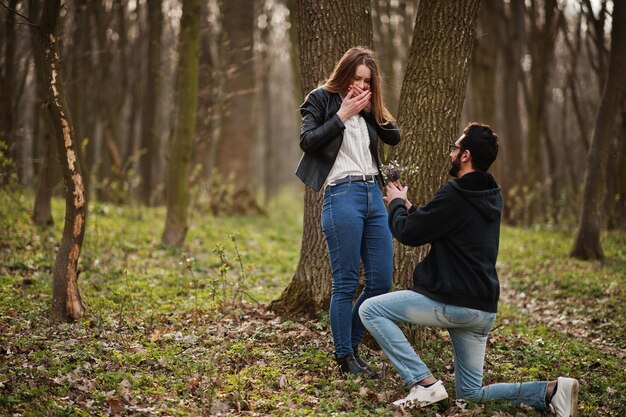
[0,189,624,416]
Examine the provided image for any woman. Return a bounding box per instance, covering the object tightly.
[295,46,401,376]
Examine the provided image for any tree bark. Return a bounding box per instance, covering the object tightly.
[92,0,127,202]
[139,0,163,206]
[523,0,559,224]
[608,94,626,230]
[215,0,258,210]
[269,0,373,318]
[29,0,58,226]
[32,128,60,226]
[161,0,201,247]
[391,0,480,287]
[571,1,626,259]
[496,0,525,223]
[0,0,18,185]
[37,0,87,321]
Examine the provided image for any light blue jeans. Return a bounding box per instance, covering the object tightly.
[322,181,393,357]
[359,290,549,410]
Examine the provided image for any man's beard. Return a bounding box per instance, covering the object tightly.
[448,153,461,177]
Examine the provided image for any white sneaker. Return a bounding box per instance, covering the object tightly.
[392,380,448,408]
[549,377,579,417]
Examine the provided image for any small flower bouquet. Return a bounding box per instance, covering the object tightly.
[381,159,419,184]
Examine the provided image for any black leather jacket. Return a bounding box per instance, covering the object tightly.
[295,87,401,191]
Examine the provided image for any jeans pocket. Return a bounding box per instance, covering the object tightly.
[328,182,351,197]
[434,305,479,326]
[481,313,496,336]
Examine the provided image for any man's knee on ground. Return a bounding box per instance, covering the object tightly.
[456,387,483,401]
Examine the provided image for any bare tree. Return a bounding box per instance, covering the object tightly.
[495,0,525,223]
[29,0,59,226]
[162,0,202,247]
[139,0,163,206]
[571,1,626,260]
[0,0,18,184]
[215,0,259,211]
[522,0,560,224]
[270,0,373,317]
[33,0,87,321]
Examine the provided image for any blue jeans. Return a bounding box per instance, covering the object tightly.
[322,181,393,357]
[359,290,549,410]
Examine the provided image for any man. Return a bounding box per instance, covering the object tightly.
[359,123,579,416]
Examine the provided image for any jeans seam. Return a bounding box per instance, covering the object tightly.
[326,193,345,355]
[363,293,431,387]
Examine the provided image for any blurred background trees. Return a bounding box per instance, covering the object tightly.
[1,0,624,304]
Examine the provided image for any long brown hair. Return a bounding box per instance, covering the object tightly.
[322,46,396,126]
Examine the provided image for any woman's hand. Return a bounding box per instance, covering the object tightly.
[350,84,372,113]
[337,87,371,121]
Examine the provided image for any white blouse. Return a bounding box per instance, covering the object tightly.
[324,114,378,190]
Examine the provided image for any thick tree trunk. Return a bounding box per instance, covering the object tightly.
[391,0,480,288]
[269,0,373,318]
[37,0,87,321]
[161,0,201,247]
[571,1,626,259]
[140,0,163,206]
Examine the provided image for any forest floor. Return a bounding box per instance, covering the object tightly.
[0,189,624,416]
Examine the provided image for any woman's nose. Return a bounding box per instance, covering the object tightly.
[355,80,365,89]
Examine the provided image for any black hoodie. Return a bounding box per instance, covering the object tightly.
[388,171,503,313]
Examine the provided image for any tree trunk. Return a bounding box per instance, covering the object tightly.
[571,1,626,259]
[269,0,373,318]
[608,94,626,230]
[29,0,58,226]
[139,0,163,206]
[37,0,87,321]
[215,0,259,211]
[467,0,498,127]
[496,0,525,224]
[523,0,559,224]
[391,0,480,288]
[192,0,218,184]
[92,0,127,202]
[467,0,500,184]
[32,129,60,226]
[0,0,18,185]
[161,0,201,247]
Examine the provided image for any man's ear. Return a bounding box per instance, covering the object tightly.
[461,149,471,162]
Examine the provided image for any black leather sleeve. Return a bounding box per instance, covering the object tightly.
[299,89,345,153]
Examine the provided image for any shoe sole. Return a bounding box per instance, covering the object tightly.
[569,380,579,417]
[394,391,449,409]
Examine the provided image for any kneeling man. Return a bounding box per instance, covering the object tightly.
[359,123,578,417]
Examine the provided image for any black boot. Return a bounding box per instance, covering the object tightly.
[335,353,379,378]
[352,346,369,369]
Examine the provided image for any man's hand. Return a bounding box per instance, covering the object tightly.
[384,182,412,210]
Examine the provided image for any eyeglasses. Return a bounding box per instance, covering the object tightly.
[449,144,461,152]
